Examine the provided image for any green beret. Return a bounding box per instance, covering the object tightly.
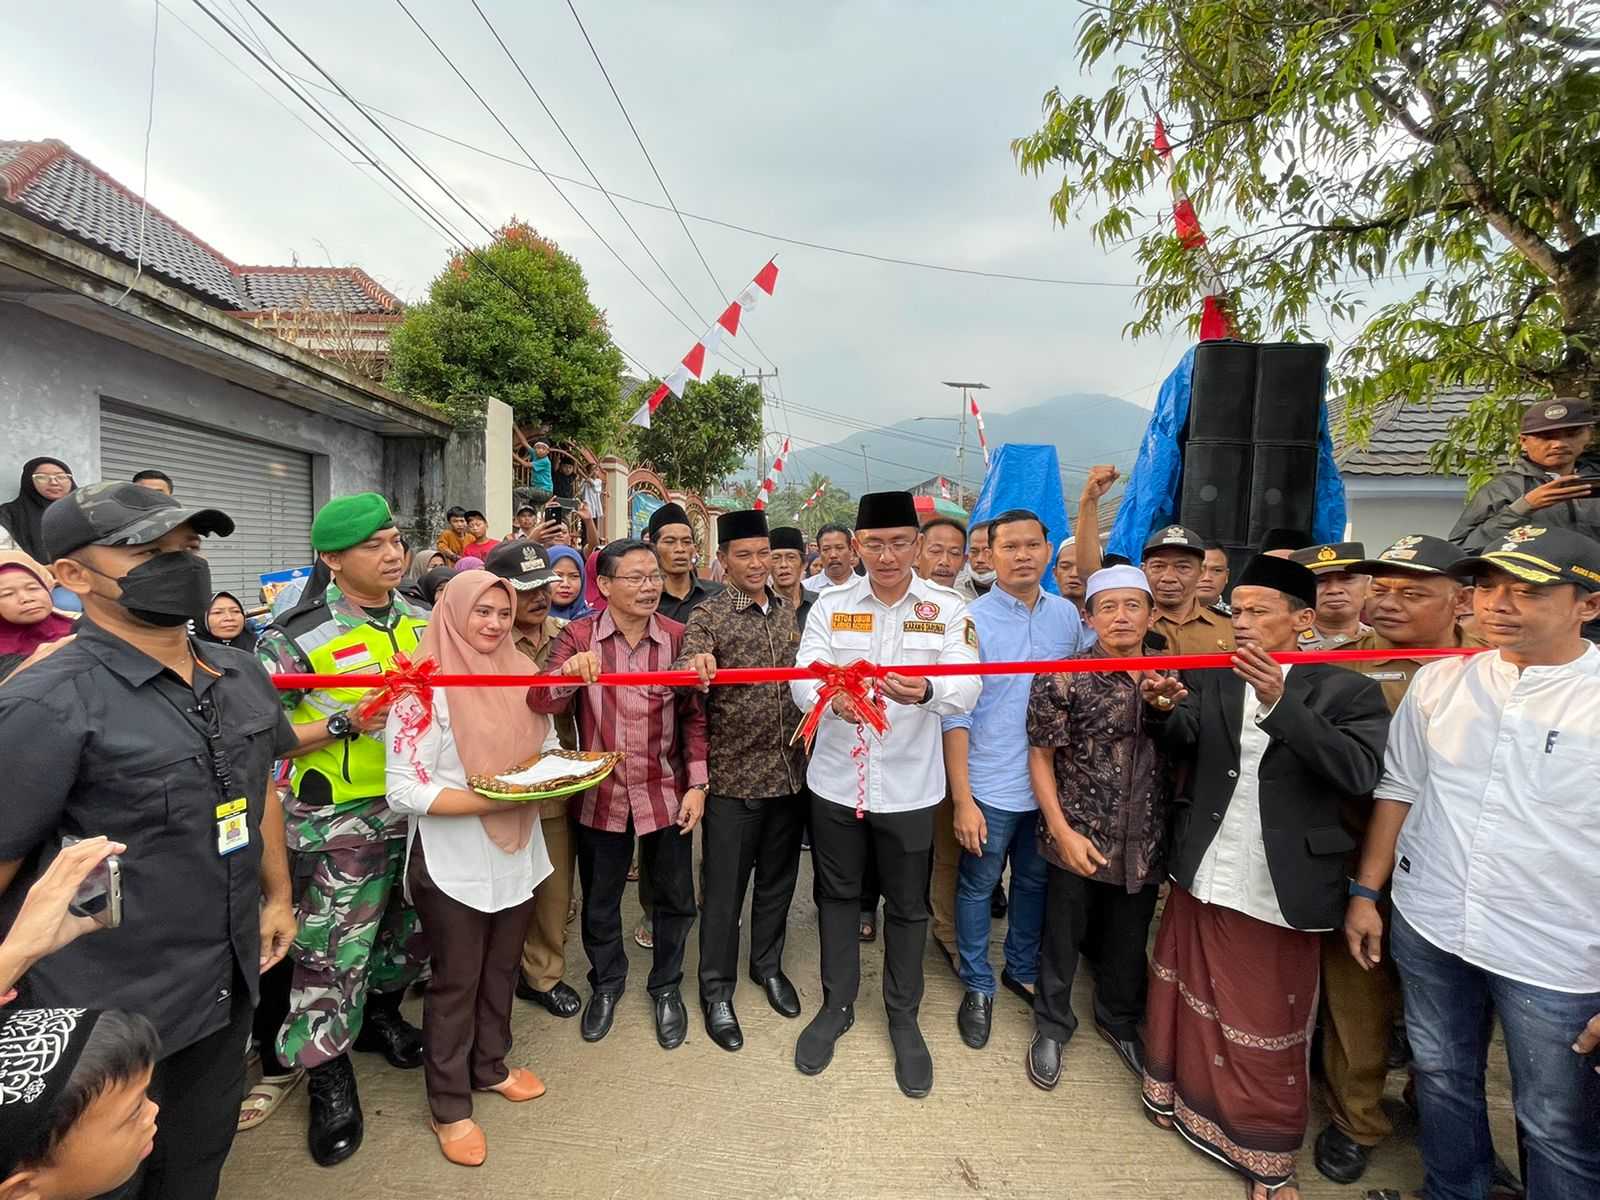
[312,492,394,552]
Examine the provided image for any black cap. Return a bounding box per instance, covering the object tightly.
[855,491,918,531]
[42,480,234,560]
[1142,524,1206,558]
[1260,527,1313,553]
[717,509,769,545]
[483,540,560,591]
[1290,541,1367,575]
[1450,525,1600,592]
[647,502,691,539]
[770,526,806,553]
[1350,534,1461,578]
[1520,399,1595,434]
[1234,553,1318,610]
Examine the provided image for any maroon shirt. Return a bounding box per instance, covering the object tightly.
[527,610,708,835]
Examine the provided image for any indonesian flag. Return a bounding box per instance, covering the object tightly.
[1152,115,1233,340]
[938,476,951,500]
[631,258,781,428]
[799,480,827,511]
[753,437,790,511]
[968,394,991,467]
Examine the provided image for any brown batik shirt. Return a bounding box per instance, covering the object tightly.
[675,583,806,799]
[1026,646,1174,892]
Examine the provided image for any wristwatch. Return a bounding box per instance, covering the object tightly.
[326,711,357,740]
[918,678,934,705]
[1348,880,1383,903]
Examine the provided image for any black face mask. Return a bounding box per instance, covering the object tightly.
[93,552,214,628]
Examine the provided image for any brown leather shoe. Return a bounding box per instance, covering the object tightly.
[478,1067,546,1103]
[431,1119,487,1167]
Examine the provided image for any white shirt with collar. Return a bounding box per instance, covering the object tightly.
[792,572,981,813]
[1377,644,1600,993]
[1188,663,1315,930]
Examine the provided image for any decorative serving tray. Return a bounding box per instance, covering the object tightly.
[470,749,623,802]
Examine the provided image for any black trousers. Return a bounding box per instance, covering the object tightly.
[809,795,933,1023]
[120,968,253,1200]
[1034,865,1159,1043]
[252,956,293,1076]
[575,819,695,997]
[697,792,806,1003]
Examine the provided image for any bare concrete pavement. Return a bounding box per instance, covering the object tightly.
[221,859,1517,1199]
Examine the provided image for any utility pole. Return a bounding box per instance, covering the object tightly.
[942,380,988,505]
[859,443,872,491]
[741,367,778,483]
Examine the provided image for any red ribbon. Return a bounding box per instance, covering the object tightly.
[351,652,439,736]
[790,659,891,756]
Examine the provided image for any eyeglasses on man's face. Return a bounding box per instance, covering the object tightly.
[858,538,917,558]
[611,572,664,587]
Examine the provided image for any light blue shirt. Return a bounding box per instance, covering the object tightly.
[942,586,1090,812]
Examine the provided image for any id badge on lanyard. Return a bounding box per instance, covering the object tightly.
[215,797,251,856]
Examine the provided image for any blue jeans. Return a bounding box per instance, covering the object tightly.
[954,798,1046,997]
[1392,909,1600,1200]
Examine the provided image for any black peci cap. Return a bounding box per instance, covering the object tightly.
[770,526,806,553]
[1260,527,1313,553]
[717,509,769,545]
[646,502,692,539]
[854,491,919,531]
[1234,553,1318,610]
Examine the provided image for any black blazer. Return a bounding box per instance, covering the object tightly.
[1149,662,1391,930]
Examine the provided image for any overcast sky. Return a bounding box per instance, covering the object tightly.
[6,0,1185,457]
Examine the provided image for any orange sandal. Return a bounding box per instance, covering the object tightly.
[431,1118,487,1167]
[478,1066,546,1102]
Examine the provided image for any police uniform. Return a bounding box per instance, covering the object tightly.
[789,492,980,1097]
[1142,525,1237,655]
[1291,542,1373,651]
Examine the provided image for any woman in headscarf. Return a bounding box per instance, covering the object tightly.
[0,552,77,683]
[416,565,454,607]
[385,570,553,1167]
[195,590,258,653]
[0,457,75,560]
[547,545,591,620]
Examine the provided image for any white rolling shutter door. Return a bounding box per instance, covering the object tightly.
[99,401,314,598]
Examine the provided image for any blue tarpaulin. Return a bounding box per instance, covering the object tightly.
[1107,345,1347,562]
[967,443,1072,595]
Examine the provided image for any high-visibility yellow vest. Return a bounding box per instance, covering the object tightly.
[288,614,426,807]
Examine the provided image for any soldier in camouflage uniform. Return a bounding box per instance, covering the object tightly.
[255,493,429,1167]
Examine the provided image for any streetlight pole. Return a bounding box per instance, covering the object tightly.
[942,380,988,505]
[859,444,872,491]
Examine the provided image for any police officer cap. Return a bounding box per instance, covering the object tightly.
[1290,542,1366,575]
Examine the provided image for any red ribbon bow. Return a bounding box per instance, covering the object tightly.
[353,652,439,737]
[792,659,891,754]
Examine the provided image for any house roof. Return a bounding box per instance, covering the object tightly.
[1333,388,1478,478]
[0,138,401,316]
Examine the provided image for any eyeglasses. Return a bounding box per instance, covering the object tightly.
[609,572,664,587]
[31,472,72,485]
[858,538,917,557]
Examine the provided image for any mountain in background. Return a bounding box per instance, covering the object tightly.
[766,392,1151,496]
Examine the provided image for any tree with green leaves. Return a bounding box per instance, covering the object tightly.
[628,372,764,494]
[385,220,627,446]
[1012,1,1599,484]
[766,472,856,533]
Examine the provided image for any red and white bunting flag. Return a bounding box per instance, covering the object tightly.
[630,259,781,428]
[1152,115,1233,340]
[938,476,951,500]
[753,436,791,511]
[968,394,991,467]
[799,480,827,511]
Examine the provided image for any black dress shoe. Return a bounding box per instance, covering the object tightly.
[703,1000,744,1052]
[352,1003,424,1070]
[999,968,1036,1007]
[957,991,993,1049]
[889,1022,933,1098]
[1094,1021,1146,1078]
[654,989,688,1050]
[517,978,583,1018]
[753,972,802,1018]
[1027,1032,1063,1090]
[794,1005,854,1075]
[306,1054,363,1167]
[1314,1122,1372,1185]
[581,990,620,1042]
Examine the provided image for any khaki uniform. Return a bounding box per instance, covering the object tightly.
[513,617,579,993]
[1153,601,1235,656]
[1318,625,1479,1145]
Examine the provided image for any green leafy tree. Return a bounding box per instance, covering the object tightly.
[767,472,856,534]
[385,220,627,446]
[628,372,764,494]
[1012,1,1600,485]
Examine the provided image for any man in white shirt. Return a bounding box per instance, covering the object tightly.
[803,523,857,593]
[790,492,980,1098]
[1346,526,1600,1200]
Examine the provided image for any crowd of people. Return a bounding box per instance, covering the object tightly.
[0,395,1597,1200]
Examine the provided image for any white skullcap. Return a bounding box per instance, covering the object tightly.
[1084,563,1152,604]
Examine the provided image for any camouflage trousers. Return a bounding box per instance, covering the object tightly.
[276,837,427,1070]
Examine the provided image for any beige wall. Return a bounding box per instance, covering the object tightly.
[483,397,514,539]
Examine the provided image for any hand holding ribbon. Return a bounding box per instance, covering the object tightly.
[791,659,890,754]
[352,652,439,739]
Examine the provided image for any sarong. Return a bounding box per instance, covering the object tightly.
[1141,884,1320,1186]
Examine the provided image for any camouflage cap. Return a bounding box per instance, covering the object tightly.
[42,480,234,560]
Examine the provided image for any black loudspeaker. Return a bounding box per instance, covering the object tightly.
[1247,442,1320,545]
[1188,340,1258,441]
[1179,439,1253,546]
[1252,343,1329,442]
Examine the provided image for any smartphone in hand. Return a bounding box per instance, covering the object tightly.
[63,835,123,929]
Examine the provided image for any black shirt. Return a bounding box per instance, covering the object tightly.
[0,620,297,1055]
[657,575,723,625]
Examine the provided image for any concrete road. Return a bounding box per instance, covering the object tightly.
[221,859,1517,1199]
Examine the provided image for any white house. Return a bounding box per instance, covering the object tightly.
[1336,389,1473,549]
